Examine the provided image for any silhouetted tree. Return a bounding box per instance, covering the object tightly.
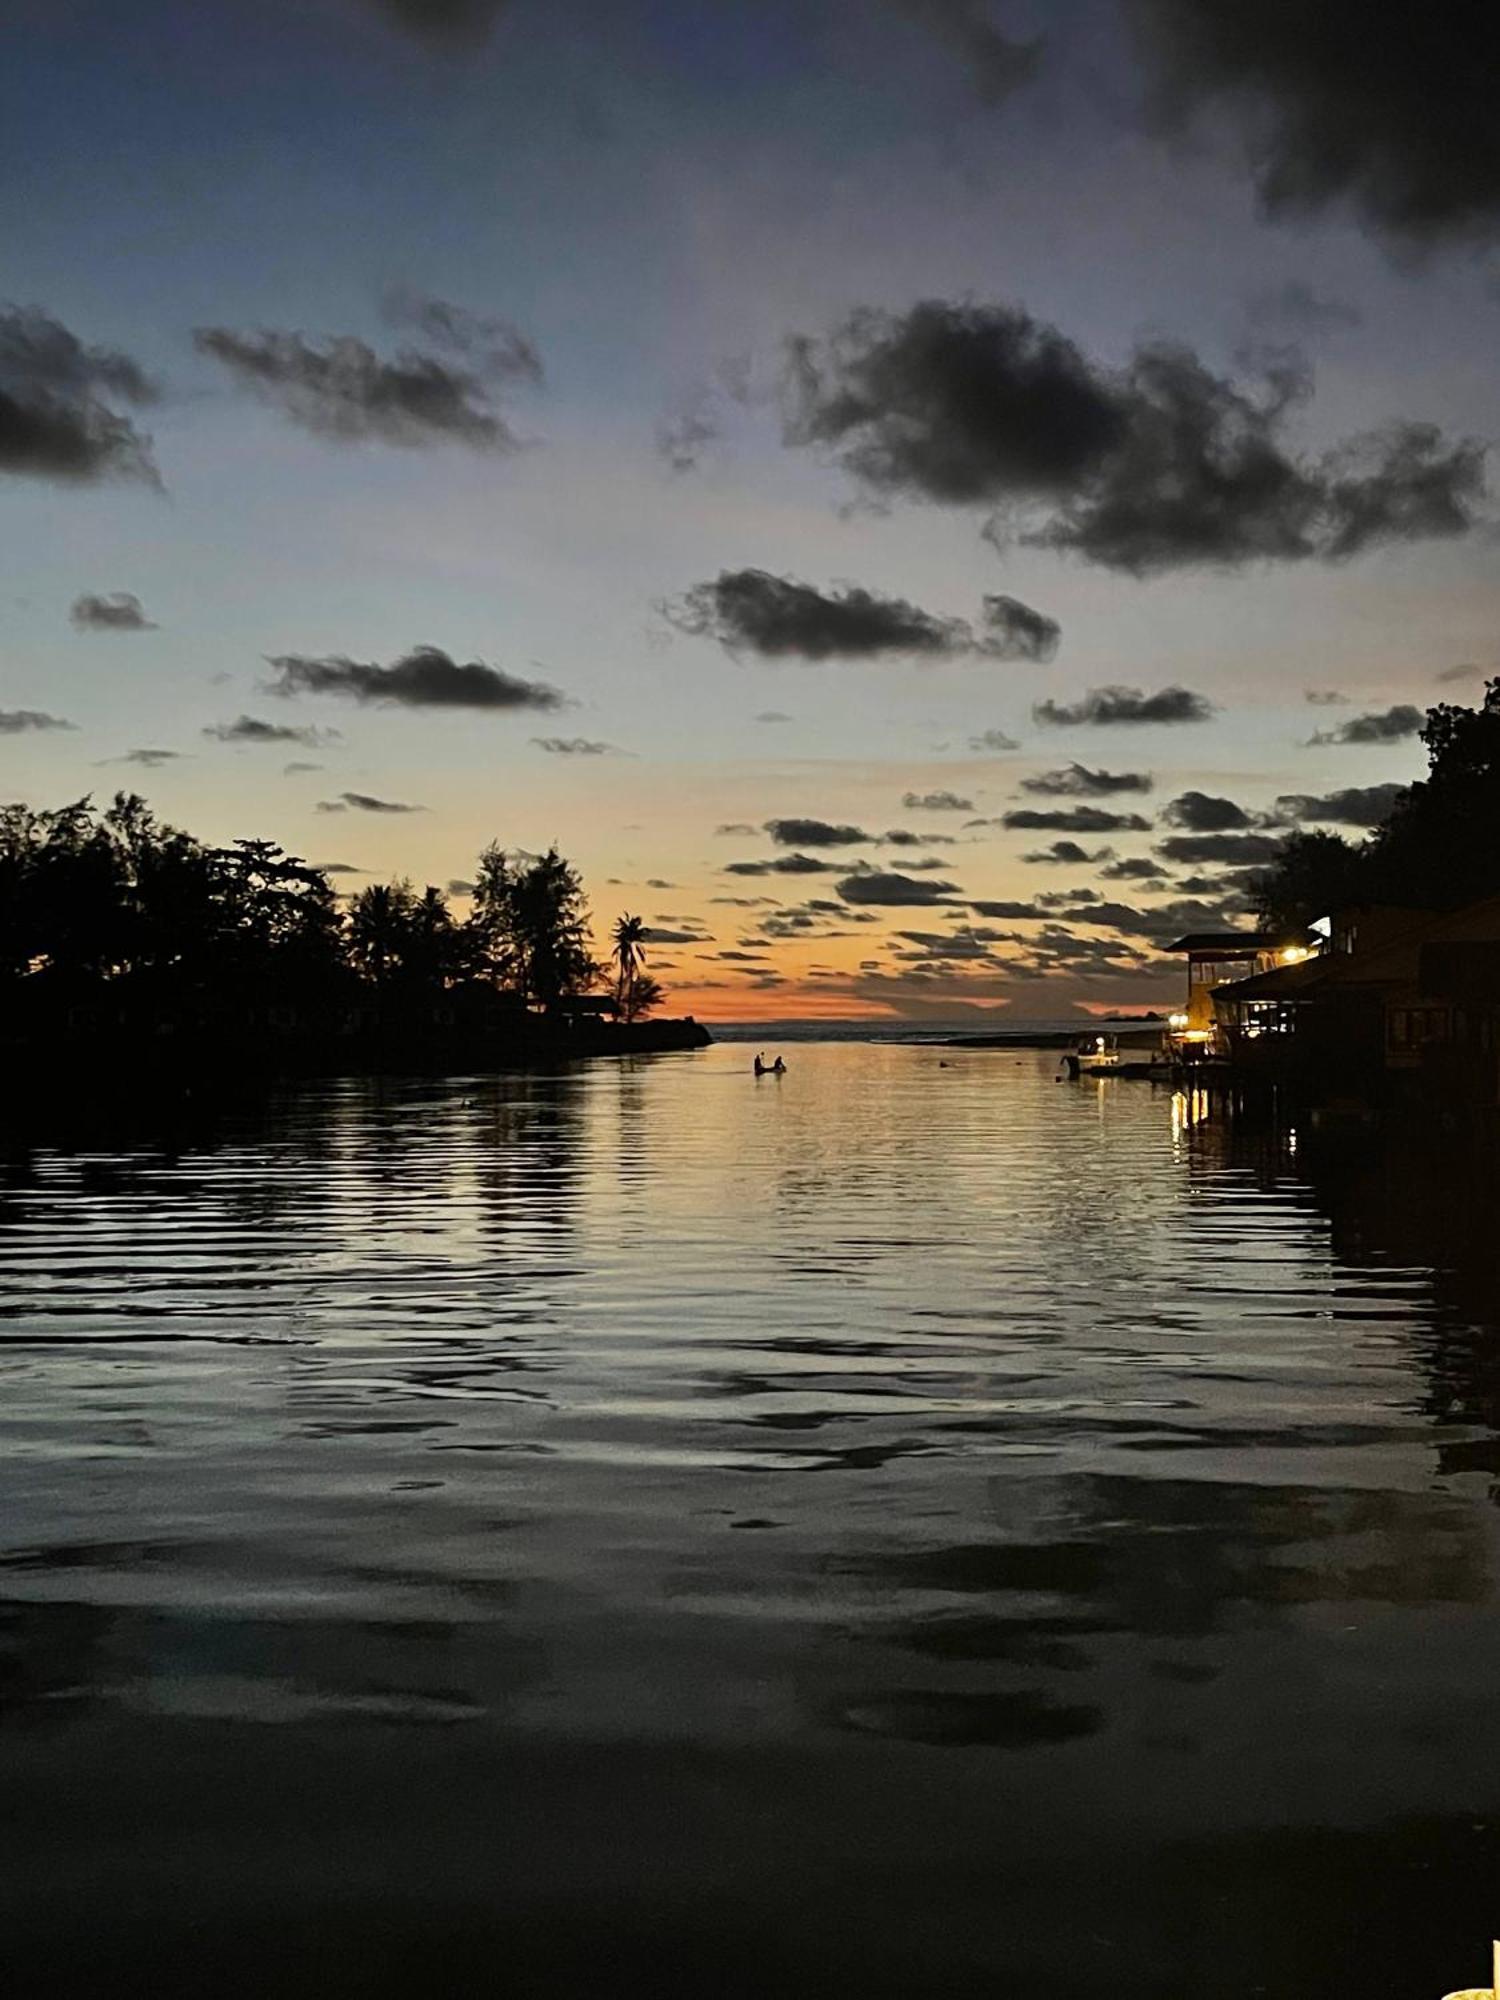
[507,847,596,1010]
[627,972,664,1020]
[611,912,647,1018]
[1253,828,1368,931]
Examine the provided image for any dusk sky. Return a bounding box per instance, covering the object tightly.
[6,0,1498,1021]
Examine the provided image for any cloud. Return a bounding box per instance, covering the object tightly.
[665,568,1010,660]
[267,645,564,711]
[0,304,158,486]
[764,817,870,847]
[1034,684,1215,727]
[1246,281,1362,333]
[1307,703,1425,745]
[0,709,73,733]
[783,300,1483,572]
[1305,688,1349,706]
[318,791,425,814]
[902,789,974,811]
[641,928,708,945]
[315,862,366,877]
[1002,805,1152,833]
[1161,790,1251,831]
[724,853,837,876]
[70,591,156,632]
[655,404,721,475]
[980,593,1061,661]
[204,715,335,746]
[1274,783,1408,828]
[715,822,760,836]
[117,747,181,768]
[755,710,792,723]
[364,0,513,39]
[836,870,960,905]
[1129,1,1500,248]
[881,828,957,846]
[1435,664,1478,685]
[447,878,477,896]
[532,736,618,755]
[283,760,323,775]
[1100,855,1169,881]
[1022,840,1115,865]
[1020,762,1153,796]
[890,0,1041,104]
[968,728,1021,752]
[970,899,1045,918]
[1155,832,1284,865]
[194,315,538,451]
[379,286,541,383]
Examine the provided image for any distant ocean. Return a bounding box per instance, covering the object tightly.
[707,1016,1162,1043]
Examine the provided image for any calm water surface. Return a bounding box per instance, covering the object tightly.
[4,1044,1500,1996]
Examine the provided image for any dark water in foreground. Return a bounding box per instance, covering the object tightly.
[4,1046,1500,1998]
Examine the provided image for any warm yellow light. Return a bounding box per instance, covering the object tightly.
[1280,945,1310,964]
[1168,1012,1188,1029]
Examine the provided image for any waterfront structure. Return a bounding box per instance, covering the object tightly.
[1163,930,1320,1058]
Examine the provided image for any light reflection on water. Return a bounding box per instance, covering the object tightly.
[4,1044,1500,1996]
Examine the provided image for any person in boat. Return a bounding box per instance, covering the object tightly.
[754,1053,766,1075]
[771,1056,786,1074]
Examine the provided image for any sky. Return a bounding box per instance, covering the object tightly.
[5,0,1500,1022]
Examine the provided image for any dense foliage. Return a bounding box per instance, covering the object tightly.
[0,793,659,1021]
[1255,679,1500,928]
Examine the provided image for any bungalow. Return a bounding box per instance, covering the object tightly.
[1163,929,1320,1059]
[1212,895,1500,1107]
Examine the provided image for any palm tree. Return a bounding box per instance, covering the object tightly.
[611,913,647,1019]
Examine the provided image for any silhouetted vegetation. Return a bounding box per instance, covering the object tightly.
[0,794,702,1072]
[1256,680,1500,928]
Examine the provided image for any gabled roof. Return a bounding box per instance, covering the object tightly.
[1165,931,1276,954]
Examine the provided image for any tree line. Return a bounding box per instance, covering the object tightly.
[1256,679,1500,931]
[0,793,663,1020]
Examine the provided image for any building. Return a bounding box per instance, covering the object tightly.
[1163,930,1321,1059]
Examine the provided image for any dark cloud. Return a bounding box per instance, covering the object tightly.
[1034,684,1215,727]
[969,899,1045,918]
[1155,832,1284,865]
[1435,664,1478,685]
[0,304,158,486]
[1002,805,1152,833]
[1247,281,1362,334]
[764,817,870,847]
[724,853,836,877]
[204,715,335,747]
[0,709,74,733]
[318,791,425,814]
[641,928,708,946]
[715,822,760,836]
[968,728,1021,752]
[365,0,514,44]
[836,870,960,906]
[902,789,974,811]
[1020,762,1153,796]
[380,286,540,383]
[1100,856,1169,881]
[1022,840,1115,865]
[1274,783,1408,828]
[881,828,957,846]
[755,710,793,723]
[665,568,1007,661]
[1305,688,1349,706]
[194,317,537,451]
[1308,703,1425,745]
[117,748,181,768]
[1161,790,1251,832]
[980,593,1061,661]
[267,645,564,711]
[70,591,156,632]
[284,761,323,775]
[1129,1,1500,248]
[891,0,1041,104]
[316,863,366,877]
[784,300,1483,573]
[655,404,721,475]
[532,736,618,755]
[447,879,477,897]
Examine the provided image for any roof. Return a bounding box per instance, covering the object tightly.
[1214,956,1333,1004]
[1165,931,1276,955]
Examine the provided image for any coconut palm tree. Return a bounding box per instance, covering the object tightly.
[611,913,647,1020]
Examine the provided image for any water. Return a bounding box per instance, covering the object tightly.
[4,1045,1500,1997]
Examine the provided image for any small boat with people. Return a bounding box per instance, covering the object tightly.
[1063,1025,1171,1080]
[753,1052,787,1076]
